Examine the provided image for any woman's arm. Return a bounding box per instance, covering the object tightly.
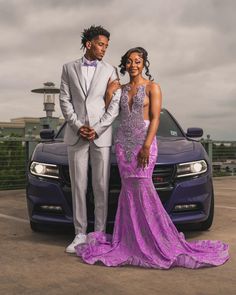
[144,83,162,147]
[138,82,162,168]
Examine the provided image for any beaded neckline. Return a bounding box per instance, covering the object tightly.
[123,84,146,114]
[115,83,148,162]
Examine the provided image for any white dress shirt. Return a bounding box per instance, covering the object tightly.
[81,56,99,125]
[81,56,98,93]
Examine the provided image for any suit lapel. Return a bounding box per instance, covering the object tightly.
[74,58,87,99]
[86,61,103,99]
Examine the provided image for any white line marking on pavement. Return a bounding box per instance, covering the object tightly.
[215,205,236,210]
[0,213,29,223]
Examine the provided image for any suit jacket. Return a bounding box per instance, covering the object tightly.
[59,58,121,146]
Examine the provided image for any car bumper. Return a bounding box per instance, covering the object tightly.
[26,175,73,226]
[26,172,213,227]
[166,173,213,225]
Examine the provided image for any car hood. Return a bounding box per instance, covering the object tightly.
[42,141,67,156]
[32,141,68,164]
[32,137,206,166]
[39,138,194,156]
[156,137,206,165]
[157,137,194,155]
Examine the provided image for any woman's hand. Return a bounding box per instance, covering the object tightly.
[105,79,121,109]
[107,79,121,96]
[137,145,150,169]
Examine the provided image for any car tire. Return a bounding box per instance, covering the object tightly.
[30,221,41,232]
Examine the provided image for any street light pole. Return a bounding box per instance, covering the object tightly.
[31,82,60,130]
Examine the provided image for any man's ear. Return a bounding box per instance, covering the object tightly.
[85,41,92,50]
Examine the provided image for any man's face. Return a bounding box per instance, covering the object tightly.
[85,35,109,60]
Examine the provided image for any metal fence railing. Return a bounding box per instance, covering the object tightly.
[0,137,39,190]
[0,137,235,190]
[201,139,236,176]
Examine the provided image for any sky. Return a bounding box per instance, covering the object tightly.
[0,0,235,140]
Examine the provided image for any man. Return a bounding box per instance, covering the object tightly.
[59,25,120,253]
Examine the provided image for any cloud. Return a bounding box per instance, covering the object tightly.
[179,0,236,33]
[0,0,235,140]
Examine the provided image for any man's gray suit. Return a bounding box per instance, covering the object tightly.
[59,58,120,234]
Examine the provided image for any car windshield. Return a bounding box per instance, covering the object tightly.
[55,109,184,139]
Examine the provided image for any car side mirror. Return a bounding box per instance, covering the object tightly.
[40,129,55,140]
[186,128,203,138]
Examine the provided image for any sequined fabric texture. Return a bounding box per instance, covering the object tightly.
[115,84,148,162]
[76,84,229,269]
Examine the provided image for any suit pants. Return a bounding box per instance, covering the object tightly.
[67,138,110,234]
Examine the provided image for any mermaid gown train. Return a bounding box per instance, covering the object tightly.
[76,85,229,269]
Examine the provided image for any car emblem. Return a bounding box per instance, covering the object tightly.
[154,176,164,182]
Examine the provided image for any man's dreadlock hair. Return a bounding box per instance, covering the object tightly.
[81,25,110,49]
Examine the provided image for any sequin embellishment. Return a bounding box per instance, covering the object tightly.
[115,85,148,162]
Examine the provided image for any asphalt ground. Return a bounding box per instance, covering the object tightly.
[0,177,235,295]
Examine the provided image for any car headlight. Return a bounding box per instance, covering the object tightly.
[30,161,59,179]
[176,160,207,178]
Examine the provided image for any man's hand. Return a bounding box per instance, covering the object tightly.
[78,125,97,141]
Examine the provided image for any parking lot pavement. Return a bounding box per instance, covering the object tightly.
[0,177,235,295]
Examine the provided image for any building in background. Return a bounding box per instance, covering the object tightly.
[0,117,64,138]
[0,82,64,138]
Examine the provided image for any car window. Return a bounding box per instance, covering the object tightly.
[55,124,65,139]
[157,110,184,137]
[55,109,184,139]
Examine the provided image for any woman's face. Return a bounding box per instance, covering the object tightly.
[125,52,144,77]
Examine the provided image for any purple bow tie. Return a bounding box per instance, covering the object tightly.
[82,60,97,67]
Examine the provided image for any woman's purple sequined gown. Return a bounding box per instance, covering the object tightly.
[76,85,229,269]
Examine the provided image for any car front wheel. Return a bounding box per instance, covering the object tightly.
[30,221,41,232]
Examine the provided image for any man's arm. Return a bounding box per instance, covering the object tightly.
[93,88,121,137]
[92,67,121,137]
[59,64,83,134]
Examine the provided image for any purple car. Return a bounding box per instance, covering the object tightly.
[27,109,214,232]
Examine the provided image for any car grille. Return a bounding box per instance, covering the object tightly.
[60,164,122,190]
[60,164,175,224]
[60,165,70,186]
[152,164,175,189]
[60,164,175,202]
[109,164,121,189]
[152,164,175,203]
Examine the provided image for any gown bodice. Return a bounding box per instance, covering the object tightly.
[115,84,150,162]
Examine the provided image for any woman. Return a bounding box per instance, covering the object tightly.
[76,47,229,269]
